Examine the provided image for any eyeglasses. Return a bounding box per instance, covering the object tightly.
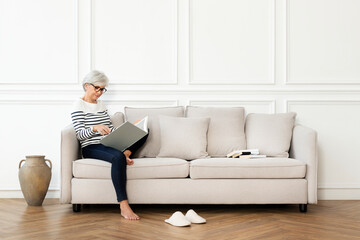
[89,83,107,93]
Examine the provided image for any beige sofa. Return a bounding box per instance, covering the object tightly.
[60,106,318,213]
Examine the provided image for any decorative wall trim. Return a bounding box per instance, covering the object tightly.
[285,0,360,85]
[0,100,74,105]
[189,0,276,85]
[188,100,276,113]
[104,100,179,107]
[285,100,360,112]
[2,95,360,108]
[90,0,94,74]
[0,99,179,107]
[74,0,80,84]
[2,88,360,96]
[90,0,178,85]
[0,0,79,85]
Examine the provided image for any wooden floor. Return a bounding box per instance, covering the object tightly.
[0,199,359,240]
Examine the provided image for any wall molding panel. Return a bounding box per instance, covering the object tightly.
[105,100,179,114]
[189,100,276,114]
[0,0,79,84]
[189,0,276,85]
[286,0,360,85]
[90,0,178,85]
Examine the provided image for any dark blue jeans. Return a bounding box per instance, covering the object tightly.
[82,133,148,202]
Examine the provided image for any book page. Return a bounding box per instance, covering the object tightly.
[135,116,148,132]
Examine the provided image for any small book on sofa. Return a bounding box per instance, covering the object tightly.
[236,154,267,159]
[100,116,148,152]
[226,149,261,158]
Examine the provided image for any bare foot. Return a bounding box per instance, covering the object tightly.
[123,150,134,165]
[120,200,140,220]
[126,157,134,165]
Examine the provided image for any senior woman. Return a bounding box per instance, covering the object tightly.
[71,70,147,220]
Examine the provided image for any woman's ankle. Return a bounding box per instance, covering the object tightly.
[119,200,130,208]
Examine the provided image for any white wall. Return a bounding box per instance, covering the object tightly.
[1,0,359,200]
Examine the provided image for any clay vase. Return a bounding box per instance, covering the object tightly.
[18,155,52,206]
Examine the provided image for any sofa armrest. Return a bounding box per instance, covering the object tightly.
[60,112,123,204]
[289,124,318,204]
[60,124,80,204]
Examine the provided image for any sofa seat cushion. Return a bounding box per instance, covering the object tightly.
[73,158,189,180]
[190,158,306,179]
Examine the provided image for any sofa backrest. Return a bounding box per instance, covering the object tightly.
[122,106,296,158]
[64,107,297,160]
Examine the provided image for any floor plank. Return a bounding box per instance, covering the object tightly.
[0,199,359,240]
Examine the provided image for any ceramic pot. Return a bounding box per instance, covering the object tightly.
[18,155,52,206]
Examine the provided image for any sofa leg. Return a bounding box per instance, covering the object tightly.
[299,204,307,213]
[73,204,82,212]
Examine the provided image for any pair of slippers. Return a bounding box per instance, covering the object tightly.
[165,209,206,227]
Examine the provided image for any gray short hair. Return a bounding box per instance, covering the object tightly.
[82,70,109,90]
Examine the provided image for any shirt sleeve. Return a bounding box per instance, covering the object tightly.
[71,110,97,141]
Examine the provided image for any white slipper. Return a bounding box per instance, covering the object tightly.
[185,209,206,224]
[165,211,191,227]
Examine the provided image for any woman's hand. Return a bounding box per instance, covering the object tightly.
[123,150,134,165]
[93,125,111,135]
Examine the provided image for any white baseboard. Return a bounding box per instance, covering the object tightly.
[318,188,360,200]
[0,189,60,198]
[317,184,360,200]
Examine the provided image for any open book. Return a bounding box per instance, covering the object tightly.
[100,116,148,152]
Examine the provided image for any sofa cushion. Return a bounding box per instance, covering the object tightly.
[73,158,189,179]
[190,158,306,179]
[186,106,246,157]
[157,116,210,160]
[124,106,184,158]
[245,113,296,157]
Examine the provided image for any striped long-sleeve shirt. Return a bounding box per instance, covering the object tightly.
[71,98,114,148]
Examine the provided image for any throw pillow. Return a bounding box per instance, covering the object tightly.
[245,112,297,157]
[186,106,246,157]
[124,106,184,157]
[157,116,210,160]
